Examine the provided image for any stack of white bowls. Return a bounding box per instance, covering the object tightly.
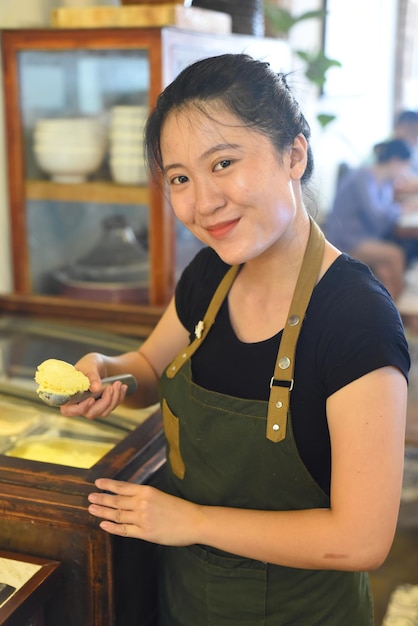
[109,106,148,185]
[33,117,107,183]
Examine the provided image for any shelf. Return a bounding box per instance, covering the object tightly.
[25,180,150,205]
[0,294,163,338]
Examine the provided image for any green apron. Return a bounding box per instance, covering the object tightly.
[158,220,373,625]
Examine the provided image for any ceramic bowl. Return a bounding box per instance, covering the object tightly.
[34,145,107,183]
[108,129,144,145]
[109,106,148,133]
[34,117,106,143]
[110,157,148,185]
[109,120,147,134]
[110,105,148,121]
[33,117,107,183]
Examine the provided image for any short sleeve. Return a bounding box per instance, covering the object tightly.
[311,256,410,397]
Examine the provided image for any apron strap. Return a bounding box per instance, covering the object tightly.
[266,218,325,442]
[165,263,240,379]
[165,219,325,443]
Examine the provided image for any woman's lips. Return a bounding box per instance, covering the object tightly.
[205,218,240,240]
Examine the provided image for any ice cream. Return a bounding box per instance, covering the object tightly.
[6,438,114,469]
[35,359,90,397]
[0,402,40,436]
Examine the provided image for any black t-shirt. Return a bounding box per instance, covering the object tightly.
[175,247,410,495]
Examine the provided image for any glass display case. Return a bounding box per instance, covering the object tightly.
[0,316,164,626]
[0,26,289,332]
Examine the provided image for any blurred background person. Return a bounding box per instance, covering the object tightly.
[393,110,418,170]
[324,139,413,301]
[392,110,418,196]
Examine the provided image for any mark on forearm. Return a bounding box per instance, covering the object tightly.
[323,553,349,559]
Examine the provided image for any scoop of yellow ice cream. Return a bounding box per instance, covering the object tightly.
[35,359,90,396]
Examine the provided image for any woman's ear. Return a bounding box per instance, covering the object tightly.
[290,134,308,180]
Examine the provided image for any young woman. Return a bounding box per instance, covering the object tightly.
[61,54,409,625]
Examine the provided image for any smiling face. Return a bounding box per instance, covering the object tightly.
[160,104,308,267]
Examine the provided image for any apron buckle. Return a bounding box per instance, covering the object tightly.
[269,377,294,391]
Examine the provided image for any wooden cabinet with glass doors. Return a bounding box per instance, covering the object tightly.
[0,26,289,336]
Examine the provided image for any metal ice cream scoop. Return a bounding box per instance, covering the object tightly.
[37,374,137,407]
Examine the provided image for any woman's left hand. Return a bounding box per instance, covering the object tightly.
[88,478,199,546]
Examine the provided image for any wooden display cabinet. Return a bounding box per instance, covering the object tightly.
[0,26,289,334]
[0,409,165,626]
[0,316,166,626]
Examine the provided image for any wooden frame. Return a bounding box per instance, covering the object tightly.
[0,551,60,626]
[1,27,174,326]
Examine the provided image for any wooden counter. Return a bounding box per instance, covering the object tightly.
[0,408,165,626]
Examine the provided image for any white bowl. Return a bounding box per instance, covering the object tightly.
[109,129,144,144]
[35,117,105,141]
[110,157,148,185]
[34,145,107,183]
[109,145,144,158]
[33,117,107,182]
[35,136,105,151]
[109,133,144,151]
[110,105,148,120]
[34,119,107,156]
[109,119,147,134]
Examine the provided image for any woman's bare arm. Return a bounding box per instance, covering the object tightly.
[88,366,407,572]
[60,297,190,418]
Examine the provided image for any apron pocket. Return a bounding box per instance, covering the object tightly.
[159,545,268,626]
[205,553,268,626]
[162,398,185,479]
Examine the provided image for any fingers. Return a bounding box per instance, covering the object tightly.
[99,520,131,537]
[88,479,148,538]
[88,484,138,539]
[88,500,134,524]
[93,477,138,495]
[87,479,140,518]
[60,382,127,419]
[87,481,192,545]
[80,383,127,419]
[88,492,130,512]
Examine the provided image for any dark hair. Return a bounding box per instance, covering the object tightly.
[373,139,412,163]
[394,110,418,127]
[144,53,313,184]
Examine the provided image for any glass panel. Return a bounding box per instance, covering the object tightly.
[17,48,151,302]
[175,221,205,280]
[0,316,156,434]
[26,200,149,302]
[18,49,149,179]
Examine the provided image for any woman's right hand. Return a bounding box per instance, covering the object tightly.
[59,352,127,420]
[60,296,191,419]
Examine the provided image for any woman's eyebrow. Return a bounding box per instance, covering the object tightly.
[200,143,241,160]
[163,143,241,175]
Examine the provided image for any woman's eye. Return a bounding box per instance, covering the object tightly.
[214,159,232,171]
[170,174,189,185]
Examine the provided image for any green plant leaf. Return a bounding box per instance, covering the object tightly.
[295,49,342,89]
[264,4,327,35]
[316,113,336,128]
[264,2,341,127]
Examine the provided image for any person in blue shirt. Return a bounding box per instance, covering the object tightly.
[325,139,413,300]
[393,110,418,174]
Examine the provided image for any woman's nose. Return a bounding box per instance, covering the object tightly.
[194,178,226,215]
